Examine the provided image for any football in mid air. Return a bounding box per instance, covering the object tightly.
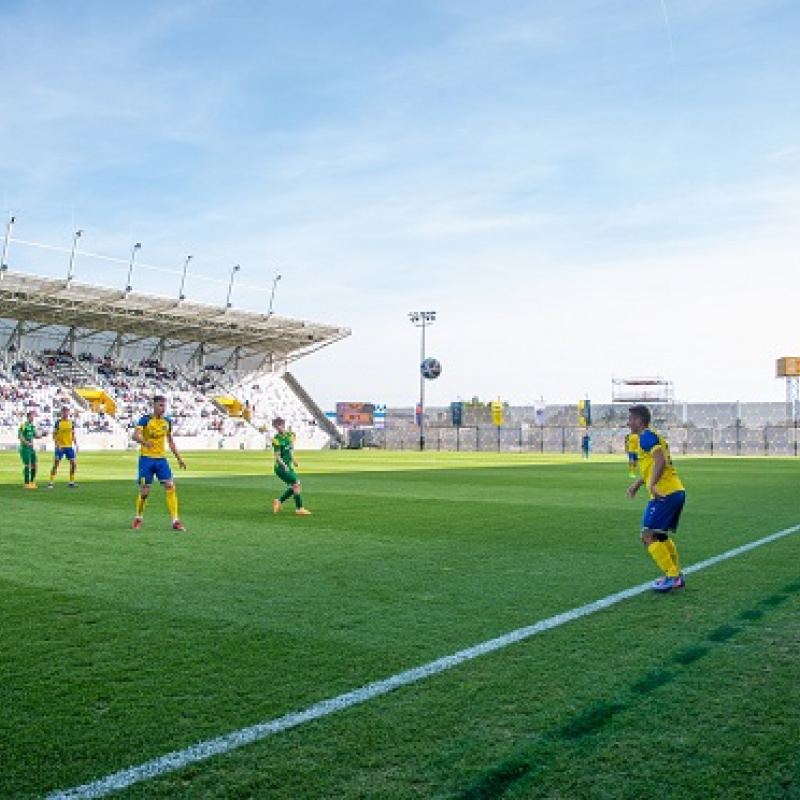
[421,357,442,380]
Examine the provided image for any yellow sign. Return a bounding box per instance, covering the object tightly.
[490,400,504,427]
[777,357,800,377]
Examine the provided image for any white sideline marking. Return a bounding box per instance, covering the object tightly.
[48,523,800,799]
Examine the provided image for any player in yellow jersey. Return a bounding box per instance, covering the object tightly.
[626,405,686,593]
[624,431,639,478]
[131,395,187,531]
[48,406,79,488]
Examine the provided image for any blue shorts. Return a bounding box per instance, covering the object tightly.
[138,456,173,486]
[55,447,76,461]
[642,490,686,533]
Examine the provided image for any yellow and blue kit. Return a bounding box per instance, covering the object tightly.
[53,418,76,460]
[136,414,175,484]
[638,428,685,532]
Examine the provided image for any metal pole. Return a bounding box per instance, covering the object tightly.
[1,215,16,274]
[179,254,192,300]
[125,242,141,293]
[226,264,241,308]
[419,316,426,451]
[66,229,83,285]
[268,274,282,316]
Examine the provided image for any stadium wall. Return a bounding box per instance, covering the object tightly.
[357,401,800,456]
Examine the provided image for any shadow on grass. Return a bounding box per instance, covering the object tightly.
[455,577,800,799]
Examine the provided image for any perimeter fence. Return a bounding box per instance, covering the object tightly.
[352,401,800,456]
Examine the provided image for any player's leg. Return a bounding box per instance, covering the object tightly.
[21,448,32,487]
[29,451,38,486]
[641,528,676,576]
[159,461,184,530]
[49,450,64,487]
[134,459,153,529]
[163,480,183,529]
[291,479,309,513]
[641,492,686,591]
[273,465,295,512]
[68,455,77,486]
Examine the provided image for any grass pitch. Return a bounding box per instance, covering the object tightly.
[1,450,800,798]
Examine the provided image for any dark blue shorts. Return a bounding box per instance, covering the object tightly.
[138,456,173,486]
[642,490,686,533]
[55,447,76,461]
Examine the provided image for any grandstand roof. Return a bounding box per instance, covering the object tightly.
[0,270,350,361]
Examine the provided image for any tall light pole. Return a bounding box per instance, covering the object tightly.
[226,264,241,308]
[179,254,192,300]
[267,273,282,316]
[125,242,141,294]
[66,229,83,285]
[409,310,436,451]
[1,214,16,274]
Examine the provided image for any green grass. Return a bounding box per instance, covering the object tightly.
[2,451,800,798]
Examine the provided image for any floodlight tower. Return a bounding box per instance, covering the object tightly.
[178,254,192,300]
[226,264,241,308]
[125,242,142,294]
[408,310,436,451]
[267,273,282,316]
[1,214,16,274]
[66,229,83,286]
[777,357,800,455]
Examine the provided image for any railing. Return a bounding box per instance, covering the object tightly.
[361,424,800,456]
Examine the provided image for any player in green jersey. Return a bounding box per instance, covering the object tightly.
[18,410,47,489]
[271,417,311,516]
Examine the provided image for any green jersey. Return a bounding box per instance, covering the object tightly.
[18,421,36,450]
[272,431,295,465]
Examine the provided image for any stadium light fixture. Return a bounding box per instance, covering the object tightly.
[408,310,436,451]
[66,229,83,286]
[226,264,241,308]
[125,242,142,294]
[179,254,192,301]
[267,273,282,316]
[1,214,16,273]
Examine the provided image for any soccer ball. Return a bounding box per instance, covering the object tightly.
[421,357,442,380]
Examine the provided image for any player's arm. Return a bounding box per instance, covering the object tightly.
[647,448,666,499]
[132,426,152,450]
[273,448,287,470]
[627,477,644,499]
[18,428,32,448]
[167,434,186,469]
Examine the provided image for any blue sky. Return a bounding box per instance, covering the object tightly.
[2,0,799,409]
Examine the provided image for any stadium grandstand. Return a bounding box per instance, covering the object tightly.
[0,270,350,451]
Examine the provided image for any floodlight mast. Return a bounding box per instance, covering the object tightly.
[125,242,141,294]
[179,254,192,300]
[66,229,83,286]
[267,273,282,316]
[1,214,16,275]
[408,310,436,451]
[226,264,241,308]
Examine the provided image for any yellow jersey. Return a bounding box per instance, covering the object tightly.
[54,418,75,449]
[135,414,173,458]
[637,428,684,497]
